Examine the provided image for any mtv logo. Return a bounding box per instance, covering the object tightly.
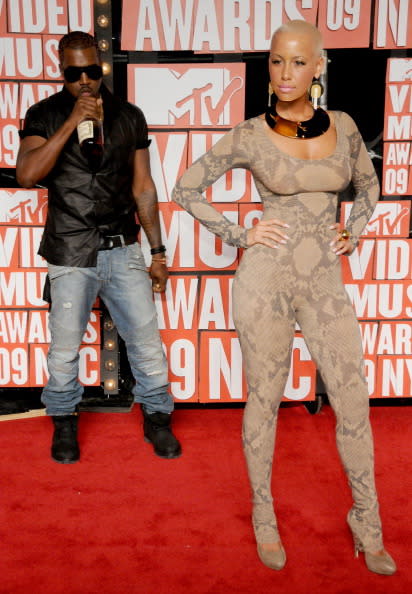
[0,189,47,225]
[128,63,245,128]
[388,58,412,82]
[341,201,411,237]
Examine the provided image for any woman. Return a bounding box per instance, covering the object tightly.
[172,20,396,575]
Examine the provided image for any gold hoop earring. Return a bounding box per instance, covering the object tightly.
[310,78,323,109]
[268,82,273,107]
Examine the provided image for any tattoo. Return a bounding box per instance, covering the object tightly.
[135,188,163,248]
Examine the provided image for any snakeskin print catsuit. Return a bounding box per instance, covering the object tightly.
[173,111,383,550]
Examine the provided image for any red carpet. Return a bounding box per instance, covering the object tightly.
[1,405,411,594]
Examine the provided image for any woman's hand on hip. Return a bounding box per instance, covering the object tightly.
[329,223,355,255]
[247,218,290,249]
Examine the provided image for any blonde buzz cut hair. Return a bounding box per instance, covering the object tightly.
[271,19,324,57]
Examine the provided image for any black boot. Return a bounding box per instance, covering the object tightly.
[51,414,80,464]
[143,410,182,459]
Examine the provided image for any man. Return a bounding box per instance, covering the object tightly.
[16,31,181,463]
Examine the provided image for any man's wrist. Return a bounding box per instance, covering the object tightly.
[151,255,167,265]
[150,244,166,255]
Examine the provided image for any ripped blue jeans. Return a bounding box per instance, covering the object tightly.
[41,243,173,416]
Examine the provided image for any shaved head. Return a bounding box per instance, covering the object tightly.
[271,20,323,57]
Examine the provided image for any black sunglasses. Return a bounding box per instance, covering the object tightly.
[63,64,103,83]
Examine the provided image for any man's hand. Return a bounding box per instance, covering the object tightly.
[69,95,102,127]
[149,260,168,293]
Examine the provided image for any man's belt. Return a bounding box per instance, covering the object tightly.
[98,234,137,250]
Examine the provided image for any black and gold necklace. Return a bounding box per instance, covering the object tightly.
[265,103,330,139]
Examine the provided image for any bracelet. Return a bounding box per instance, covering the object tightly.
[338,229,351,241]
[151,257,167,264]
[150,245,166,255]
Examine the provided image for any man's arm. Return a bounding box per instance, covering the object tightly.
[16,96,102,188]
[132,148,168,293]
[17,125,74,188]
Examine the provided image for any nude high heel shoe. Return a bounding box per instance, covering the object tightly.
[256,542,287,570]
[347,511,396,576]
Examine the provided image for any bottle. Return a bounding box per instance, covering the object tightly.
[77,99,104,172]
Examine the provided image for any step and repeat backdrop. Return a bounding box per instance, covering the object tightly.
[1,0,411,402]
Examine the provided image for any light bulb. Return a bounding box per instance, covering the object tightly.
[98,39,110,52]
[97,14,109,28]
[102,62,111,76]
[104,378,116,391]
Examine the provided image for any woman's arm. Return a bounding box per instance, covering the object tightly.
[341,112,380,247]
[173,124,289,249]
[172,126,250,247]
